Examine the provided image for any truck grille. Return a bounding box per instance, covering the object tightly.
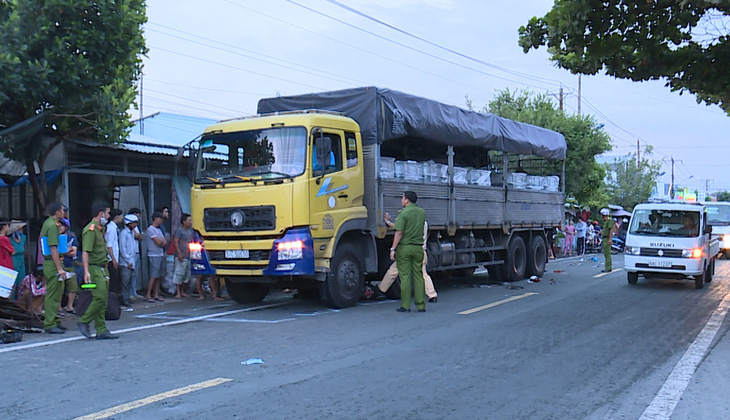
[204,206,276,232]
[639,248,683,258]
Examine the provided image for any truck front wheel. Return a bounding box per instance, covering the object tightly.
[627,272,638,285]
[321,243,364,309]
[695,271,705,289]
[227,282,270,304]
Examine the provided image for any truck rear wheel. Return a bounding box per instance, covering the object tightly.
[506,236,527,282]
[526,235,547,277]
[227,282,269,304]
[321,243,364,309]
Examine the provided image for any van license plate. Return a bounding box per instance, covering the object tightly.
[649,260,672,268]
[225,250,249,259]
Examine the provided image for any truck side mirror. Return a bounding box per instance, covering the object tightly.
[315,136,332,181]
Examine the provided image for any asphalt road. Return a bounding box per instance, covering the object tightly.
[2,254,729,420]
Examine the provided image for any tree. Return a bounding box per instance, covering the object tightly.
[0,0,148,210]
[518,1,730,113]
[604,147,662,210]
[474,89,612,207]
[717,191,730,202]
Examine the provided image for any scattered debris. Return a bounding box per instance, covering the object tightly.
[590,257,600,262]
[242,358,265,365]
[549,278,557,285]
[527,275,541,284]
[553,269,563,273]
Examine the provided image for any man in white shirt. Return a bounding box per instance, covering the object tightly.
[105,209,123,295]
[575,219,587,255]
[375,212,438,302]
[119,214,139,306]
[144,212,167,302]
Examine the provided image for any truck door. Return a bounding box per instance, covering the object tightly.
[309,130,362,239]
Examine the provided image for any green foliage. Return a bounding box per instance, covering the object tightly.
[604,147,663,210]
[0,0,147,207]
[483,89,612,205]
[717,191,730,202]
[518,1,730,113]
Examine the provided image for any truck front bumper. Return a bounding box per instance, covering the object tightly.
[624,256,704,276]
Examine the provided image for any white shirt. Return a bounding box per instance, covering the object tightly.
[119,227,137,269]
[105,222,120,262]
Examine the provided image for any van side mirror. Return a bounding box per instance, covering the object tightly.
[704,224,712,235]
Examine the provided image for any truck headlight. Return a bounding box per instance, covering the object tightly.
[189,243,203,260]
[277,240,303,260]
[682,248,703,259]
[723,234,730,244]
[625,246,640,256]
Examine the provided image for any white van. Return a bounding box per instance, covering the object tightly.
[703,201,730,259]
[624,203,719,289]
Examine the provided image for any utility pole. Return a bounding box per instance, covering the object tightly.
[577,74,582,116]
[670,156,675,199]
[139,73,144,135]
[637,138,641,169]
[559,86,564,112]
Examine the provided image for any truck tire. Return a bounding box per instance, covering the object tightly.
[695,271,705,289]
[627,272,638,285]
[321,243,364,308]
[526,235,547,277]
[227,282,269,304]
[506,236,527,282]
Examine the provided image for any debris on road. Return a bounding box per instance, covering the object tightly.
[242,358,265,365]
[528,276,540,283]
[553,269,563,273]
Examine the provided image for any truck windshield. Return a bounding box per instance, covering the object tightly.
[195,127,307,183]
[629,209,701,237]
[705,204,730,226]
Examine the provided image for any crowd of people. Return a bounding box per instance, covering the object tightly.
[0,201,227,337]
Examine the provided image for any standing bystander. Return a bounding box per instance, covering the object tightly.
[58,219,78,314]
[0,220,14,270]
[8,221,26,300]
[145,212,167,302]
[119,214,139,306]
[600,208,617,272]
[105,209,123,295]
[77,201,118,340]
[127,208,143,298]
[575,218,587,256]
[172,213,193,298]
[40,202,67,334]
[389,191,427,313]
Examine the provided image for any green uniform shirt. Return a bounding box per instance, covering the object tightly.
[602,219,614,239]
[40,216,60,261]
[394,203,426,246]
[82,220,109,266]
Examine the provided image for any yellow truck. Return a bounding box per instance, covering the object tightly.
[190,87,566,308]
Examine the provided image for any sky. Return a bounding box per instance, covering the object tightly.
[137,0,730,195]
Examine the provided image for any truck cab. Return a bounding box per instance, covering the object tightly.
[703,201,730,259]
[624,203,719,289]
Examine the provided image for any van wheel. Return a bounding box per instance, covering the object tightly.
[526,235,547,277]
[627,272,638,285]
[695,271,705,289]
[706,260,715,283]
[506,236,527,282]
[227,282,269,304]
[321,243,364,308]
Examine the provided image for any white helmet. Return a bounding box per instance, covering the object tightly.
[600,208,610,216]
[623,218,629,223]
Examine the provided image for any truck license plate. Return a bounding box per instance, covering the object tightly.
[225,250,249,259]
[649,260,672,268]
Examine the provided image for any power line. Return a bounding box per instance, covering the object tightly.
[323,0,562,87]
[144,88,248,114]
[220,0,496,95]
[282,0,558,90]
[145,77,269,96]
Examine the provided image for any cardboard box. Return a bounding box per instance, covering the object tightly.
[0,265,18,298]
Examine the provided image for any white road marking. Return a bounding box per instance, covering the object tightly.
[0,301,290,354]
[593,268,623,278]
[72,377,232,420]
[459,293,538,315]
[136,313,296,324]
[639,291,730,420]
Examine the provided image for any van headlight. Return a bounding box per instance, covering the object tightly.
[723,234,730,244]
[625,246,641,256]
[682,248,703,259]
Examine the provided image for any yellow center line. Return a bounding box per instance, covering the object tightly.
[72,377,233,420]
[459,292,538,315]
[593,268,624,278]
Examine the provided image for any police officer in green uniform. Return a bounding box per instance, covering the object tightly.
[390,191,427,312]
[41,202,68,334]
[77,201,118,340]
[600,208,617,273]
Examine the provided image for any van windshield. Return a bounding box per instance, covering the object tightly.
[705,204,730,226]
[629,209,701,237]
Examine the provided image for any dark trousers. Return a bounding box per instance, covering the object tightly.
[107,262,120,295]
[576,237,585,255]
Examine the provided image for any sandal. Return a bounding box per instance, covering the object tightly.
[146,298,156,303]
[156,297,165,302]
[65,308,76,314]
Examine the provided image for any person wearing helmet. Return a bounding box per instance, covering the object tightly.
[600,208,618,272]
